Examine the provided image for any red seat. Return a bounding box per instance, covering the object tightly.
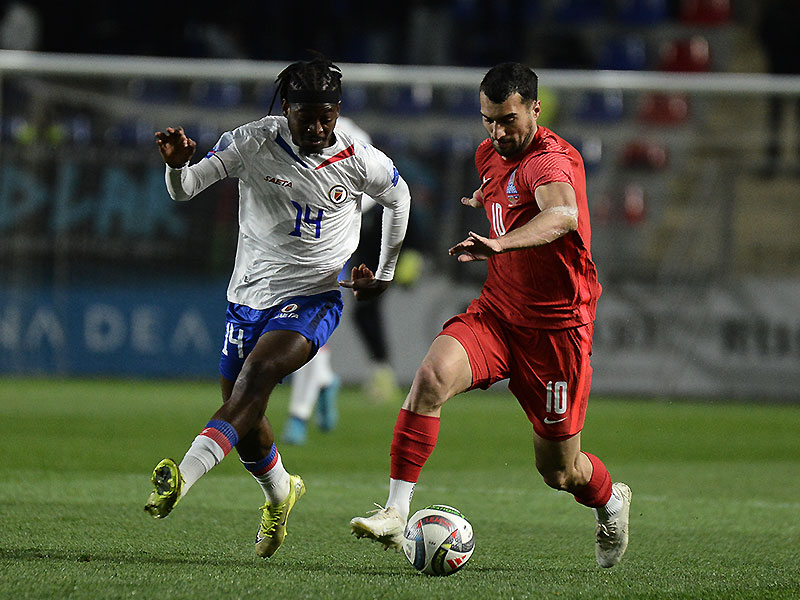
[620,139,669,170]
[658,36,712,72]
[637,92,690,125]
[591,192,614,226]
[591,186,647,225]
[623,184,646,225]
[680,0,732,25]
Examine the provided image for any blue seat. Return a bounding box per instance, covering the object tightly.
[554,0,606,23]
[128,79,181,104]
[597,35,649,70]
[189,81,243,108]
[442,88,480,116]
[575,90,625,122]
[180,123,221,151]
[371,132,411,154]
[67,115,93,145]
[431,133,476,158]
[616,0,670,24]
[105,120,154,147]
[381,85,433,115]
[572,136,604,174]
[341,84,369,114]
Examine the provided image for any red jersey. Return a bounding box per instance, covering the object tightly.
[473,125,601,329]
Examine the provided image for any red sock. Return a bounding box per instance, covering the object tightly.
[389,408,440,482]
[574,452,613,508]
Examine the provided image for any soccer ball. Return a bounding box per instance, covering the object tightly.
[401,505,474,576]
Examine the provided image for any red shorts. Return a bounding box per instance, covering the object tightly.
[438,301,594,441]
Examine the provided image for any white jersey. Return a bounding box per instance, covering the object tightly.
[336,117,379,214]
[164,115,410,310]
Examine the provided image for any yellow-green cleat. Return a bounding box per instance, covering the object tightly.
[144,458,183,519]
[255,474,306,558]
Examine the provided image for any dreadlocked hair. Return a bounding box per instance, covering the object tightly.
[269,53,343,113]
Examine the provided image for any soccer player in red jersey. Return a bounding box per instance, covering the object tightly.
[350,63,632,568]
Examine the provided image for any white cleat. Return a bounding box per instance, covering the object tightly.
[350,505,405,551]
[595,482,632,568]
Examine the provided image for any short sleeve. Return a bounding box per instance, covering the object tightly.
[520,150,574,192]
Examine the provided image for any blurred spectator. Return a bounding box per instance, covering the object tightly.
[408,2,454,65]
[0,2,41,50]
[758,0,800,176]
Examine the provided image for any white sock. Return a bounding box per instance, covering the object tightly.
[246,453,291,504]
[178,434,226,495]
[593,486,624,521]
[289,355,325,421]
[314,345,335,388]
[386,478,415,522]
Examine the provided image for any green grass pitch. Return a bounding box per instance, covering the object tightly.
[1,377,798,599]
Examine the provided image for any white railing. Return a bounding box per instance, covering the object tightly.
[3,50,800,94]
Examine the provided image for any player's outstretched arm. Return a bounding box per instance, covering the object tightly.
[449,182,579,262]
[155,126,197,168]
[448,232,503,262]
[339,264,390,302]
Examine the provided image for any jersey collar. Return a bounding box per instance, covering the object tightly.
[277,118,347,169]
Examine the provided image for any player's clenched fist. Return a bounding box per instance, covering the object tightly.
[155,126,197,168]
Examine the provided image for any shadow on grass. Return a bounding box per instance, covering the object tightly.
[2,546,518,578]
[1,547,244,568]
[0,546,402,575]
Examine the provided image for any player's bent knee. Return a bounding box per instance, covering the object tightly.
[413,362,454,401]
[538,465,572,492]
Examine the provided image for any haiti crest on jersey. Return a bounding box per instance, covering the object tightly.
[328,184,349,204]
[506,168,520,205]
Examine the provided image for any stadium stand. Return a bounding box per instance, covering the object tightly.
[616,0,670,25]
[597,35,650,71]
[658,36,713,72]
[679,0,732,26]
[576,90,626,122]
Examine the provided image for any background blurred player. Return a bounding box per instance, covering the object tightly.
[350,62,631,569]
[282,115,423,446]
[144,55,411,559]
[282,343,340,445]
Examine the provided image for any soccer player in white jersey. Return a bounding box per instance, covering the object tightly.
[281,116,401,446]
[144,56,411,560]
[281,117,371,447]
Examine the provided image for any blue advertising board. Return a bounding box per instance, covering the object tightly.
[0,283,228,377]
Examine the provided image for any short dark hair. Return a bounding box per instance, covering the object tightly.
[270,53,343,112]
[480,63,538,104]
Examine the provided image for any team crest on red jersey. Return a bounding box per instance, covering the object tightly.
[506,168,520,205]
